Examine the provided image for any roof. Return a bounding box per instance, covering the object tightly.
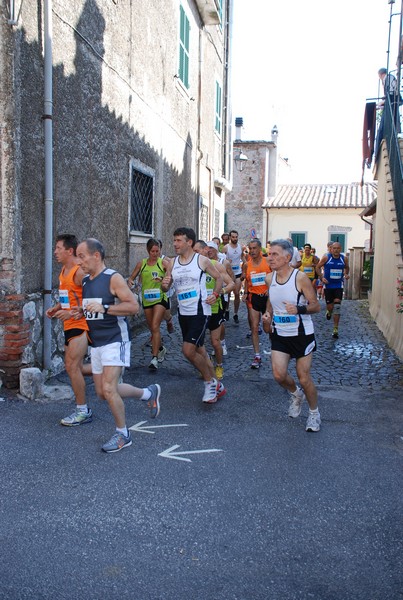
[264,182,377,209]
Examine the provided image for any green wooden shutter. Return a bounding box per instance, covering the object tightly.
[179,6,190,89]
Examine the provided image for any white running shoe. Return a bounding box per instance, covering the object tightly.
[157,346,167,362]
[221,341,228,356]
[288,386,305,418]
[306,411,321,432]
[202,379,218,403]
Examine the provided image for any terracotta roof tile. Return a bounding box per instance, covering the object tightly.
[264,182,377,209]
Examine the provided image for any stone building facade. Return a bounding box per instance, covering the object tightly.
[224,119,279,244]
[0,0,233,387]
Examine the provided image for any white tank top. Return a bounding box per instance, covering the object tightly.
[269,270,314,337]
[226,243,242,276]
[172,253,211,316]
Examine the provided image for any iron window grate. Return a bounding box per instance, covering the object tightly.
[130,168,153,234]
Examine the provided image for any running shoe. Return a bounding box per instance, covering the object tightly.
[326,310,332,321]
[60,408,93,427]
[221,341,228,356]
[202,379,218,403]
[146,384,161,418]
[306,412,321,432]
[233,314,239,324]
[216,381,227,399]
[215,365,224,380]
[157,346,167,362]
[332,328,339,339]
[288,387,305,418]
[258,325,263,335]
[250,356,262,369]
[149,356,158,370]
[246,330,252,338]
[166,319,174,334]
[102,431,132,453]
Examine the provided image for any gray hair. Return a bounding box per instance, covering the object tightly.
[271,238,294,258]
[84,238,105,260]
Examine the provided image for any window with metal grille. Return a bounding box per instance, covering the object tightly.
[214,209,220,238]
[200,204,208,241]
[130,165,154,234]
[215,81,222,134]
[179,5,190,89]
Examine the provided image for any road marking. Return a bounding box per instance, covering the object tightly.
[235,344,253,349]
[158,444,223,462]
[129,421,189,435]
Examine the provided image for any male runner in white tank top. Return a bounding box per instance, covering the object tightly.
[262,239,321,432]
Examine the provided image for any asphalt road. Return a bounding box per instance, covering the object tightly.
[0,300,402,600]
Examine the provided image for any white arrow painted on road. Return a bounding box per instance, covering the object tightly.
[129,421,189,435]
[158,444,223,462]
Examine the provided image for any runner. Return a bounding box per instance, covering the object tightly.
[194,240,235,380]
[299,243,319,290]
[162,227,226,404]
[263,238,321,432]
[316,241,350,338]
[243,238,271,368]
[127,238,170,370]
[223,230,243,323]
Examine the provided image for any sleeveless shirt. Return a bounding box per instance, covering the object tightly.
[82,268,131,347]
[246,257,271,295]
[323,253,345,289]
[300,254,316,280]
[269,270,314,337]
[140,257,167,307]
[205,260,222,315]
[58,265,88,332]
[226,243,242,276]
[171,253,211,317]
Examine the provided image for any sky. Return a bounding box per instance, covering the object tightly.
[231,0,401,184]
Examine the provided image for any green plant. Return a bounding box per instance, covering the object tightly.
[362,259,371,280]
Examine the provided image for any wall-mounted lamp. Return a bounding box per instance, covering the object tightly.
[234,149,248,172]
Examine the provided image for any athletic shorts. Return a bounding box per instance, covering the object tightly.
[235,273,242,279]
[247,292,268,314]
[208,308,225,331]
[64,328,87,346]
[90,341,131,374]
[178,314,209,346]
[324,288,343,304]
[142,298,169,310]
[220,296,228,312]
[270,332,316,359]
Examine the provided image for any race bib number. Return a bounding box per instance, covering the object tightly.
[330,269,343,279]
[82,297,104,320]
[273,313,298,326]
[303,267,314,275]
[177,288,197,304]
[59,289,70,309]
[232,264,241,274]
[143,288,161,301]
[250,272,266,287]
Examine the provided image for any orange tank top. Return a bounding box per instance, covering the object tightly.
[59,265,88,331]
[246,257,271,295]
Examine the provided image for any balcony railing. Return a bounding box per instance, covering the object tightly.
[382,93,403,256]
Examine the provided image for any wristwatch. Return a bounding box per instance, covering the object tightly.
[103,304,110,314]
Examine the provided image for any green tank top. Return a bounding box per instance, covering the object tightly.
[140,258,167,307]
[205,260,222,314]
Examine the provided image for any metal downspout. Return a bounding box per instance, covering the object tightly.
[195,27,203,238]
[43,0,54,370]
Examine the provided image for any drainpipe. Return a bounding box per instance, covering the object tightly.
[43,0,54,370]
[195,27,203,237]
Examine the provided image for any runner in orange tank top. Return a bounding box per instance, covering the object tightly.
[46,234,92,427]
[243,238,271,369]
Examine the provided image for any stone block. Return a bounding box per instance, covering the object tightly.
[19,367,44,400]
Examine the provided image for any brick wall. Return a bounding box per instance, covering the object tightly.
[0,292,30,388]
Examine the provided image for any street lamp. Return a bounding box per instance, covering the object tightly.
[234,149,248,172]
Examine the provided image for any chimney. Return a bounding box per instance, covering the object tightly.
[235,117,243,141]
[271,124,278,143]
